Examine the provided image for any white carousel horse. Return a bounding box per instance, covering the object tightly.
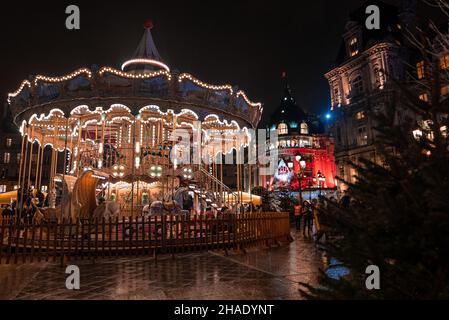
[92,201,120,220]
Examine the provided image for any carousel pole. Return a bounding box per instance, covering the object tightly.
[49,149,54,191]
[136,118,141,209]
[220,152,223,208]
[50,117,58,191]
[18,128,29,221]
[215,154,218,201]
[249,152,252,212]
[27,126,35,189]
[171,114,176,201]
[130,118,136,219]
[17,131,26,191]
[60,119,69,222]
[236,146,240,208]
[95,122,98,168]
[34,142,41,190]
[76,119,82,174]
[68,126,74,173]
[38,142,44,190]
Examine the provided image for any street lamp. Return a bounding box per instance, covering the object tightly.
[295,154,307,204]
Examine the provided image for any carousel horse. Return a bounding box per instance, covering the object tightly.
[142,199,182,217]
[92,201,120,220]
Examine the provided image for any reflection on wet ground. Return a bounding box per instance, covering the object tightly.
[0,230,326,300]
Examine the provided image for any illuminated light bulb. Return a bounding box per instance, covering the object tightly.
[99,143,103,154]
[98,159,103,169]
[135,142,140,154]
[119,172,124,177]
[135,156,140,168]
[119,165,125,171]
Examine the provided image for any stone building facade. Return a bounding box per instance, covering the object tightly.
[325,0,418,191]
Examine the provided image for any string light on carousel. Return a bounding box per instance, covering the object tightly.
[7,19,263,221]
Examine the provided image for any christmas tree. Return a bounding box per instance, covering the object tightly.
[301,18,449,299]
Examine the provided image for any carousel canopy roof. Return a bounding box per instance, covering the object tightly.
[121,19,170,73]
[7,21,263,130]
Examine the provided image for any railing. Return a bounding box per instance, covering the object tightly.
[0,212,291,264]
[196,166,239,208]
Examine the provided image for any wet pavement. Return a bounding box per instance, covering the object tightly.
[0,230,326,300]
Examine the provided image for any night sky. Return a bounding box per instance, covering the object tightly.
[0,0,443,126]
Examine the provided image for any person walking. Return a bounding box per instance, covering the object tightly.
[311,198,321,240]
[340,191,350,208]
[294,202,302,231]
[302,201,313,238]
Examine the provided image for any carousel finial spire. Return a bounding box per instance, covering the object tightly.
[121,19,170,72]
[143,19,154,29]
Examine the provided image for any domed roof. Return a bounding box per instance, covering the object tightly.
[269,74,307,129]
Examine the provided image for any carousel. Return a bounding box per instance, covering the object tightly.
[7,20,262,221]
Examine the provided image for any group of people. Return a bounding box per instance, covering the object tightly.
[293,198,324,241]
[1,186,54,223]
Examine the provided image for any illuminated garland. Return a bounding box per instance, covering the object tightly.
[236,90,263,111]
[178,73,234,94]
[99,67,171,80]
[9,68,262,116]
[7,80,31,103]
[34,68,92,85]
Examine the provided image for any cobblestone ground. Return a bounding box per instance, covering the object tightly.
[0,230,326,300]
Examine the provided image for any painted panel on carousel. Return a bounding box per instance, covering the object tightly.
[36,82,61,104]
[208,90,230,109]
[66,76,91,92]
[179,80,207,101]
[139,76,169,97]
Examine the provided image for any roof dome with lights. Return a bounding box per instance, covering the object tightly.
[269,73,307,130]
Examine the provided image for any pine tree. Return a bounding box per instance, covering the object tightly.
[301,23,449,299]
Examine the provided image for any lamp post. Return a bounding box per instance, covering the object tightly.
[295,154,306,205]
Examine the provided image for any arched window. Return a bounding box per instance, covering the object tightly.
[277,123,288,135]
[300,122,308,134]
[350,75,364,96]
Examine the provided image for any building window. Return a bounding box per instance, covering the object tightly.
[441,85,449,96]
[349,37,359,57]
[419,93,429,102]
[300,122,309,134]
[0,185,6,193]
[16,153,21,164]
[6,138,12,147]
[374,67,385,89]
[350,75,364,96]
[441,53,449,69]
[277,123,288,135]
[3,153,10,164]
[416,61,425,79]
[357,126,368,146]
[333,85,341,106]
[355,111,365,120]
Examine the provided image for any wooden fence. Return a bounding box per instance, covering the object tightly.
[0,212,291,264]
